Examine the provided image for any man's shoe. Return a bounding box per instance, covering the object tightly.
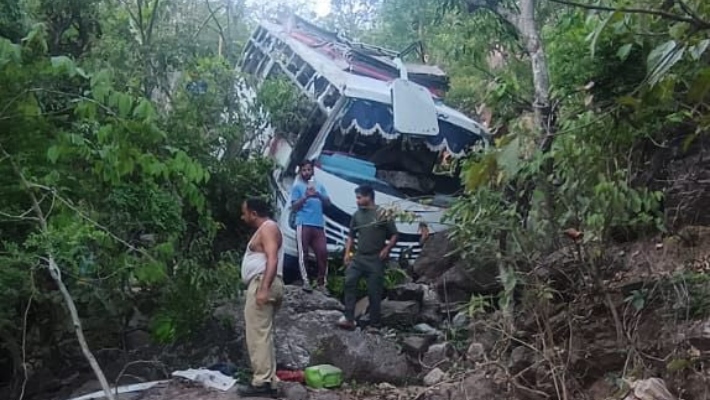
[336,317,356,331]
[302,282,313,293]
[236,383,277,398]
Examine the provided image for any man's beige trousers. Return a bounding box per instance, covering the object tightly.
[244,275,284,387]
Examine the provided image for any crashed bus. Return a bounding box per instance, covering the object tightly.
[238,15,489,278]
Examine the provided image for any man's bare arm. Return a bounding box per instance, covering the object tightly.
[384,233,398,253]
[259,223,281,292]
[344,236,353,256]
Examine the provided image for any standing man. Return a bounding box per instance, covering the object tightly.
[337,185,398,333]
[238,197,284,398]
[290,160,331,293]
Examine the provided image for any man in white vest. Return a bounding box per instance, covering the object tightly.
[238,197,284,398]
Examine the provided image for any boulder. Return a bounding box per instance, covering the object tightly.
[433,261,500,303]
[235,286,411,385]
[418,286,443,326]
[687,318,710,352]
[422,342,456,372]
[312,330,412,385]
[402,335,436,355]
[387,283,425,303]
[420,371,504,400]
[281,382,309,400]
[466,342,486,363]
[380,300,420,328]
[413,234,500,302]
[412,233,457,281]
[423,368,446,386]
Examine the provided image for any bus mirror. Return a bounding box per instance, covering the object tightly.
[391,78,440,136]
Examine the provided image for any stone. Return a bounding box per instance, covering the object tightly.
[412,233,458,281]
[433,261,500,303]
[413,323,443,337]
[281,382,309,400]
[422,342,455,372]
[387,283,425,303]
[380,300,420,327]
[312,331,411,385]
[687,319,710,352]
[451,311,469,329]
[310,391,342,400]
[509,346,535,374]
[466,342,486,363]
[418,286,443,326]
[624,378,676,400]
[402,335,436,355]
[422,371,504,400]
[423,368,446,386]
[232,286,410,385]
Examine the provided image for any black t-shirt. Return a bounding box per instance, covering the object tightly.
[349,206,398,256]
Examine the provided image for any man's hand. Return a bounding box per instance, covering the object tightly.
[379,247,392,261]
[256,287,269,307]
[343,252,352,267]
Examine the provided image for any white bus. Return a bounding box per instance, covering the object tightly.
[238,14,489,280]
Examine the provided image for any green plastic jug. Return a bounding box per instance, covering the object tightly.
[304,364,344,389]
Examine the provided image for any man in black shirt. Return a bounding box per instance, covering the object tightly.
[337,185,398,332]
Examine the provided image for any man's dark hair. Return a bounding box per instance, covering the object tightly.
[244,197,272,218]
[299,159,315,168]
[355,184,375,200]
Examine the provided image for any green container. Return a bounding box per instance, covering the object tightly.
[304,364,344,389]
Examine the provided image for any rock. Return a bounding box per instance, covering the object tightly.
[412,233,458,281]
[414,234,500,302]
[413,323,443,338]
[418,286,443,326]
[624,378,676,400]
[402,335,436,355]
[387,283,425,303]
[422,342,455,372]
[380,300,420,327]
[312,331,411,385]
[469,318,501,353]
[232,286,410,385]
[451,311,469,329]
[310,391,342,400]
[509,346,535,374]
[466,342,485,363]
[687,319,710,351]
[423,368,446,386]
[281,382,308,400]
[423,371,504,400]
[433,261,500,303]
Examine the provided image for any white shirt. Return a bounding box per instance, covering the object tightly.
[241,220,284,285]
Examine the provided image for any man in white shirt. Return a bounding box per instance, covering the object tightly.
[238,197,284,398]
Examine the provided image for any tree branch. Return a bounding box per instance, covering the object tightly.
[0,145,117,400]
[547,0,710,29]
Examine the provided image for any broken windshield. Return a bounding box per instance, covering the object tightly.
[313,98,483,200]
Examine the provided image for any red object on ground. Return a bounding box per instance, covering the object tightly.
[276,370,305,383]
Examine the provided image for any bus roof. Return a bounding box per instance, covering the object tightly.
[257,19,489,138]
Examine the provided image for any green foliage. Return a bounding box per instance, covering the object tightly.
[0,1,273,381]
